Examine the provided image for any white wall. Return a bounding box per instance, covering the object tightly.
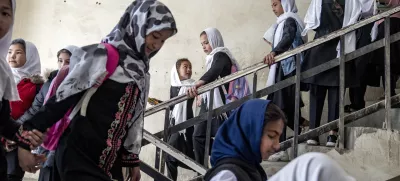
[14,0,315,180]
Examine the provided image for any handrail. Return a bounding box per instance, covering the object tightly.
[144,6,400,117]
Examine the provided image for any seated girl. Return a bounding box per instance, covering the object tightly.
[204,99,355,181]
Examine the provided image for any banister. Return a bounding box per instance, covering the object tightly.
[144,6,400,117]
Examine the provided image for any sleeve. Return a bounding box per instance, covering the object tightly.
[200,52,231,84]
[169,86,175,111]
[16,82,49,124]
[272,18,297,55]
[210,170,238,181]
[0,99,21,140]
[120,147,140,167]
[15,92,83,150]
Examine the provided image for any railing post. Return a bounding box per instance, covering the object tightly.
[253,72,258,99]
[384,17,392,130]
[293,53,301,158]
[159,108,170,175]
[155,149,161,172]
[339,35,346,149]
[204,89,214,168]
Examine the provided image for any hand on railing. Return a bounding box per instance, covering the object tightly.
[263,51,276,66]
[187,80,205,98]
[147,97,163,106]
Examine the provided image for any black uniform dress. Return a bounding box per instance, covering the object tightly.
[372,17,400,97]
[166,86,195,181]
[347,15,376,111]
[301,0,344,135]
[267,18,306,142]
[16,80,140,181]
[193,52,232,166]
[0,100,21,181]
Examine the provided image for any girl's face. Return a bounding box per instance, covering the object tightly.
[271,0,284,17]
[145,29,174,58]
[58,52,71,69]
[200,34,213,55]
[0,0,12,40]
[260,119,284,160]
[7,44,26,68]
[178,61,192,81]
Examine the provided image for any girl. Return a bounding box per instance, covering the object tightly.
[371,0,400,100]
[14,1,177,181]
[0,0,45,178]
[187,28,237,166]
[263,0,307,160]
[204,99,355,181]
[6,39,43,181]
[166,58,195,181]
[344,0,377,113]
[301,0,345,146]
[17,47,73,124]
[35,46,78,181]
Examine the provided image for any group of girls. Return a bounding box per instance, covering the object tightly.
[0,0,398,181]
[261,0,400,161]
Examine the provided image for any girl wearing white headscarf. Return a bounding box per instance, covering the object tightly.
[0,0,46,177]
[31,45,80,181]
[14,1,177,180]
[263,0,307,161]
[166,58,196,181]
[5,38,43,180]
[187,27,236,166]
[343,0,378,113]
[301,0,345,147]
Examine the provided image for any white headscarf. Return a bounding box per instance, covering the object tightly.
[63,45,82,73]
[170,64,195,133]
[337,0,377,57]
[10,40,41,84]
[267,0,306,87]
[203,28,239,110]
[302,0,322,36]
[263,23,278,43]
[0,0,19,101]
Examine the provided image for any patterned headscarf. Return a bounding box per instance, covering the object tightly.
[56,0,177,154]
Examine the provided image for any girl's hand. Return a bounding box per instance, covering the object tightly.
[263,52,276,66]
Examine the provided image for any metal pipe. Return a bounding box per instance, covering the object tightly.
[293,52,301,158]
[140,162,173,181]
[143,130,207,175]
[160,108,170,173]
[204,89,214,168]
[384,17,392,130]
[339,35,345,149]
[280,94,400,151]
[144,6,400,117]
[253,72,258,99]
[142,31,400,147]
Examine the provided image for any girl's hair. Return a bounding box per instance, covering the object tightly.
[11,39,26,52]
[175,58,191,70]
[265,102,287,125]
[57,49,72,58]
[200,31,207,37]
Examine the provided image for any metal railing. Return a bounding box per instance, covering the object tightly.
[138,6,400,181]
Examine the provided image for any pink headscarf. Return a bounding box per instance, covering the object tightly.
[42,66,72,150]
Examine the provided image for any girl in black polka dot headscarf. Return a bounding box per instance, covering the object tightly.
[15,1,177,180]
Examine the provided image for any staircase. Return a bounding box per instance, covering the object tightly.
[137,5,400,181]
[23,5,400,181]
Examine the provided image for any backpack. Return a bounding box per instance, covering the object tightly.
[42,43,120,151]
[224,64,251,104]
